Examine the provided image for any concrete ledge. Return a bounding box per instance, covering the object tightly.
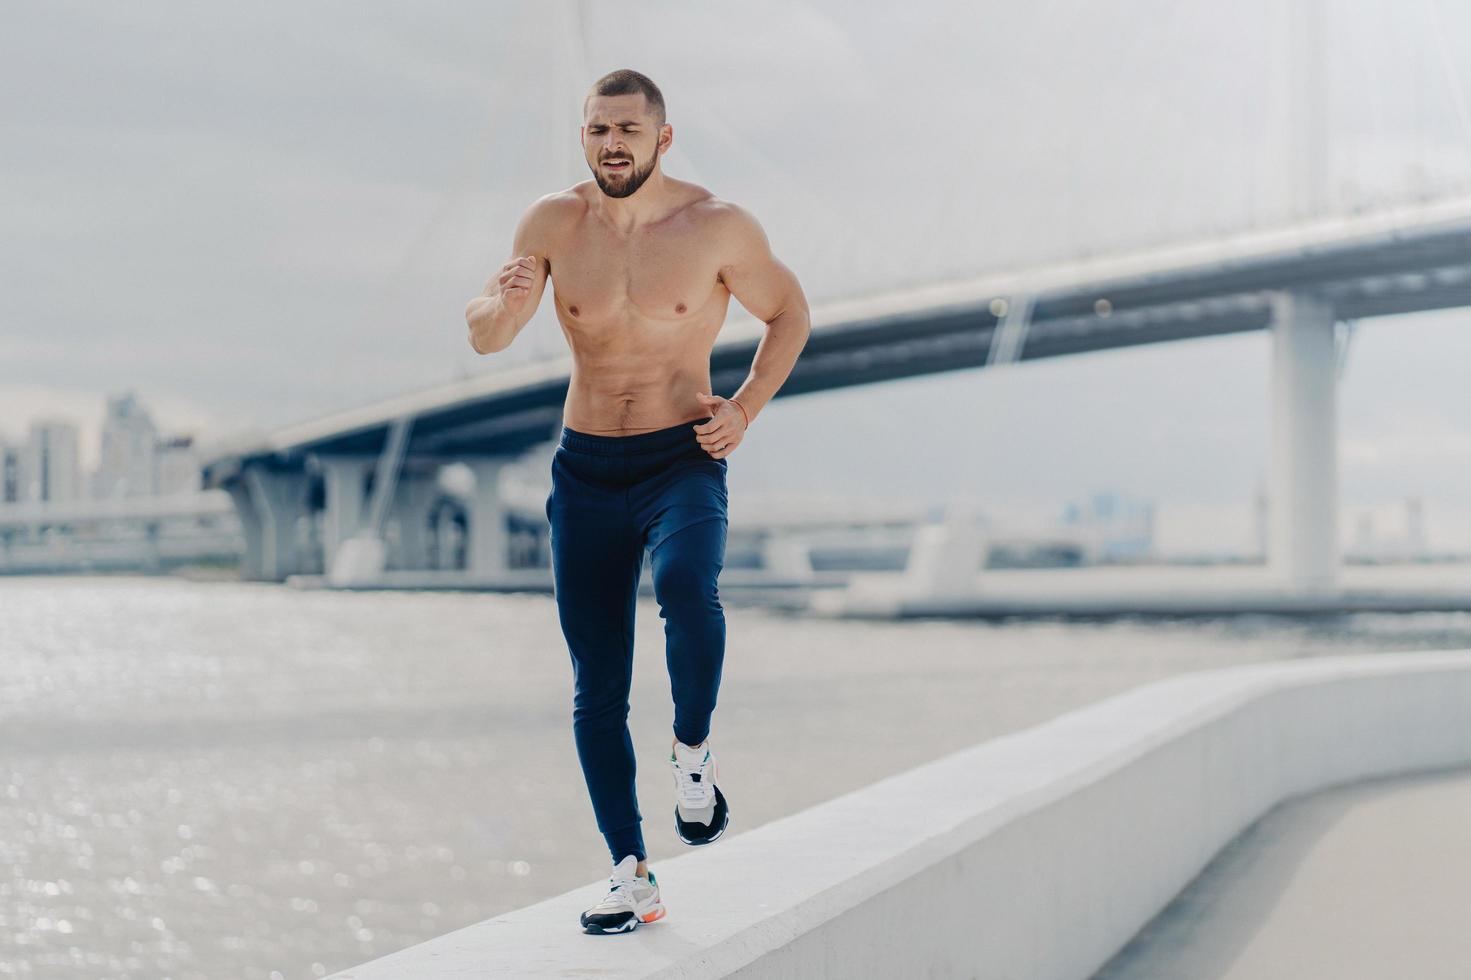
[325,649,1471,979]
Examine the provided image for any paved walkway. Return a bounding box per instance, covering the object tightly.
[1094,765,1471,979]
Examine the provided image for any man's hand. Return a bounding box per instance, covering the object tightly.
[495,256,538,316]
[692,392,747,459]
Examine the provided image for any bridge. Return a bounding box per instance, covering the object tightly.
[199,193,1471,590]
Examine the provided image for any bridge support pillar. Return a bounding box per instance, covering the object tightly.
[467,458,512,578]
[319,456,372,578]
[1269,290,1338,590]
[431,500,466,570]
[228,464,309,582]
[385,468,442,571]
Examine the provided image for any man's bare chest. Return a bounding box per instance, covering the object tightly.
[550,221,726,326]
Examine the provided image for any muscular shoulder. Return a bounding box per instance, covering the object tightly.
[691,195,761,233]
[693,197,772,278]
[513,188,585,259]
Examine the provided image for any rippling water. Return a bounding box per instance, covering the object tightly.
[3,574,1470,979]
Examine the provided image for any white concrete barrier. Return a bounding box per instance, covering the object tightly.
[325,649,1471,980]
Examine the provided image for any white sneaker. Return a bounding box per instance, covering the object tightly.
[670,740,730,845]
[580,854,665,934]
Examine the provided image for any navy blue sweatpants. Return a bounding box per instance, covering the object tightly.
[545,415,729,864]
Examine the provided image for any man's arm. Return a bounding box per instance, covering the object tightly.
[715,203,811,425]
[465,196,558,354]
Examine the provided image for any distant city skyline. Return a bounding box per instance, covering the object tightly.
[0,390,201,504]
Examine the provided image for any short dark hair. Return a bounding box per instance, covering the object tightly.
[584,69,666,128]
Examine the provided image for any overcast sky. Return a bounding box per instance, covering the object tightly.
[3,0,1471,552]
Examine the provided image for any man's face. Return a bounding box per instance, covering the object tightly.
[583,94,665,199]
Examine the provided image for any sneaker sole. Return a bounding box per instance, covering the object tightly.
[582,899,665,934]
[674,783,730,845]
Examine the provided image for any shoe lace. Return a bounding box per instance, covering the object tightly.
[670,754,714,807]
[593,873,643,912]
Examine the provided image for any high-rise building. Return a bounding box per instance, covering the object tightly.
[21,419,82,503]
[156,435,201,495]
[95,392,159,498]
[0,442,21,503]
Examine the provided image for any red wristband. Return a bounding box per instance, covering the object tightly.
[729,397,750,427]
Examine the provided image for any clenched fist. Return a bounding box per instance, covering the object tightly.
[495,255,538,315]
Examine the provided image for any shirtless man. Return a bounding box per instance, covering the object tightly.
[464,69,810,935]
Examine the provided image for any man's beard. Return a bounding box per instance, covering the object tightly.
[591,152,657,198]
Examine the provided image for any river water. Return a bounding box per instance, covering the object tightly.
[3,574,1469,979]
